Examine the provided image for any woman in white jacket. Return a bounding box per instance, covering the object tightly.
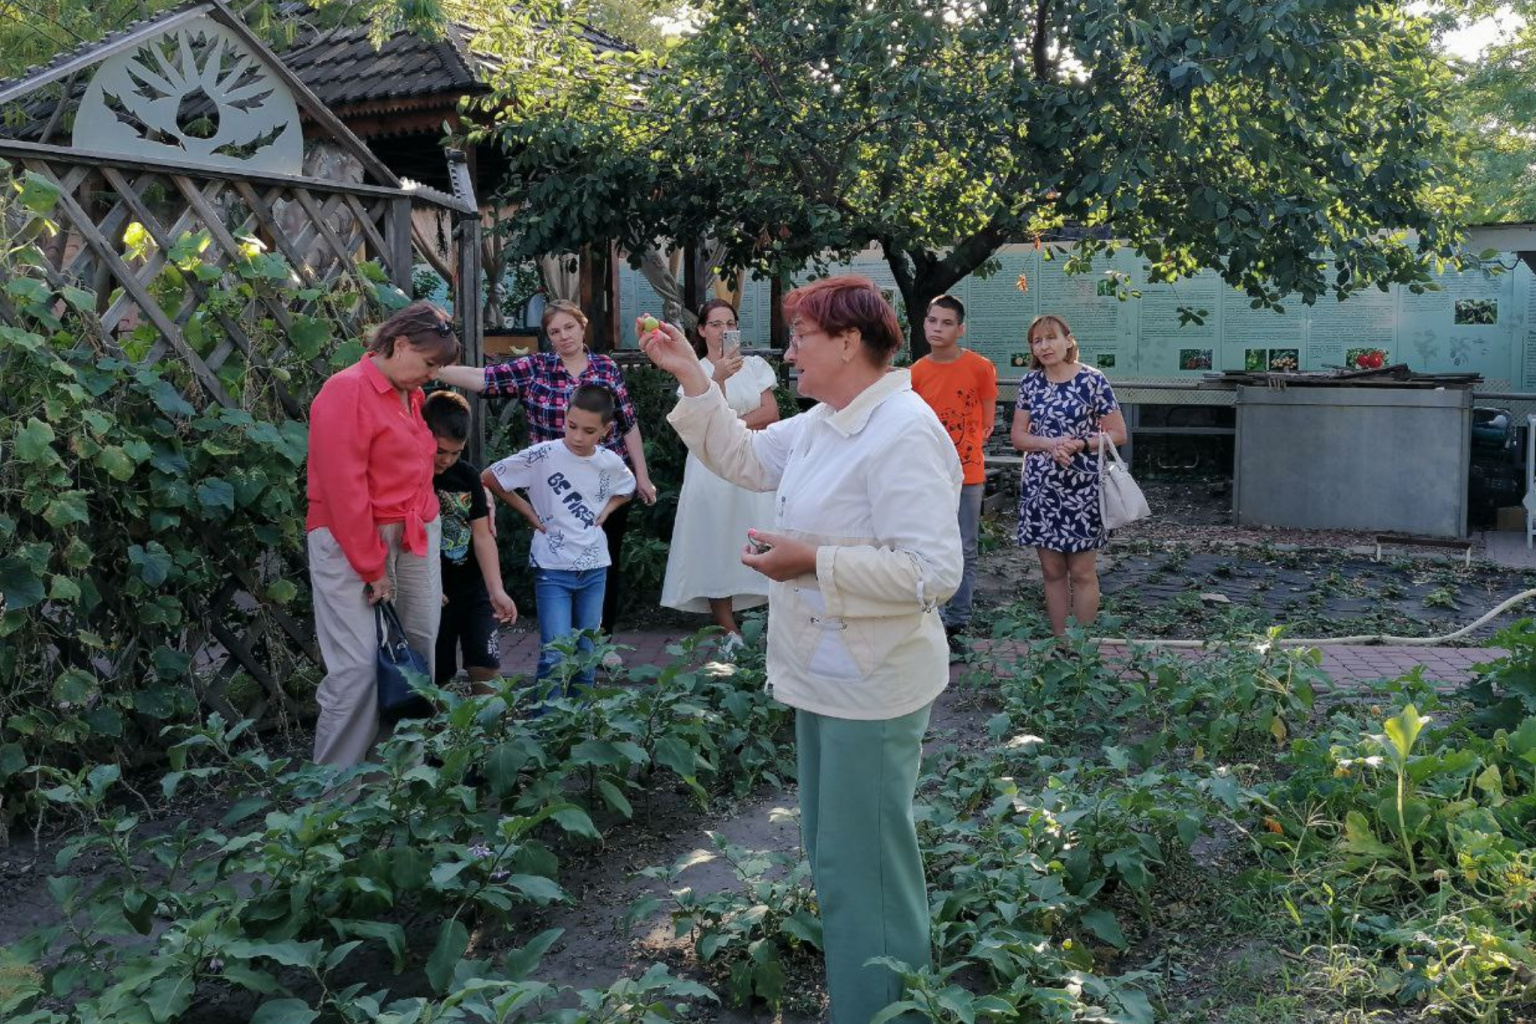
[638,275,962,1024]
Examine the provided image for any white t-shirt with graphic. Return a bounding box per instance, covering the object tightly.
[487,440,636,571]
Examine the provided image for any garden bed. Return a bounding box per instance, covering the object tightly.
[6,614,1536,1023]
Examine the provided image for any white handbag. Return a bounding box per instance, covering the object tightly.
[1098,432,1150,531]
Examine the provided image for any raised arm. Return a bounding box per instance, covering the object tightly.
[641,321,793,492]
[435,365,487,393]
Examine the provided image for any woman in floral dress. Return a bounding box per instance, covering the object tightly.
[1010,314,1129,636]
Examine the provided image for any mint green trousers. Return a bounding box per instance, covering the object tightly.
[796,702,933,1024]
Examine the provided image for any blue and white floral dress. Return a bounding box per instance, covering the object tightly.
[1015,366,1120,552]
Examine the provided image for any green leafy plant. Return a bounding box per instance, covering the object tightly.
[0,158,413,831]
[629,832,821,1009]
[1463,619,1536,731]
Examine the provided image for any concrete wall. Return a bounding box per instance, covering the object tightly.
[1234,386,1472,538]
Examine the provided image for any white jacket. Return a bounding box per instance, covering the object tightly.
[667,368,963,720]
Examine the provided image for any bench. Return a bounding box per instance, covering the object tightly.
[1373,533,1475,567]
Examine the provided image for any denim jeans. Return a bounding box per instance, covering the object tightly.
[534,567,607,691]
[943,483,984,630]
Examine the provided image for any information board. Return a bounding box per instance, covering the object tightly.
[616,244,1532,387]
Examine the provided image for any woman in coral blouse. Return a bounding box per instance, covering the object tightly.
[306,302,461,767]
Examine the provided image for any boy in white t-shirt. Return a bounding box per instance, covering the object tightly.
[483,384,636,690]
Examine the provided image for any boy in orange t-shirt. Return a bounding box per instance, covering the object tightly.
[911,295,998,645]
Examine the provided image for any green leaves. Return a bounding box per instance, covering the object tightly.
[42,491,89,529]
[226,940,322,969]
[195,478,236,517]
[287,315,331,361]
[16,171,61,215]
[14,418,56,463]
[0,543,50,610]
[248,1000,319,1024]
[1373,703,1431,772]
[128,543,174,587]
[425,918,469,994]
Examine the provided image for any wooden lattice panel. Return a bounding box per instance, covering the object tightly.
[0,139,475,729]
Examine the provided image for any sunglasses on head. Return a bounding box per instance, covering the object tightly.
[433,319,453,337]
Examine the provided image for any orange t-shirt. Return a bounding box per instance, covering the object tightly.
[911,349,998,485]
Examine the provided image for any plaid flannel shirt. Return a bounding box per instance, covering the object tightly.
[482,351,639,465]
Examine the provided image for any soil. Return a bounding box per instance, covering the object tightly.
[970,475,1536,643]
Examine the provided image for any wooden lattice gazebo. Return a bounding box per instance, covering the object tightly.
[0,0,484,726]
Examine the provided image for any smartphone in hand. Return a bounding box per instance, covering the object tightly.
[723,329,742,359]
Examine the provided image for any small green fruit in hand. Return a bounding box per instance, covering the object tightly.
[641,315,660,335]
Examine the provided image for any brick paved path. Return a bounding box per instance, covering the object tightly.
[496,627,1502,687]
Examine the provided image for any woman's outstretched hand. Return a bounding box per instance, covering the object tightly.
[637,317,711,396]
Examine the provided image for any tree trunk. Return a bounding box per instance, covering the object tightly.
[885,223,1010,360]
[770,273,788,350]
[683,237,700,312]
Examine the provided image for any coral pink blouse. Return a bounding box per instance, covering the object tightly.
[305,356,439,582]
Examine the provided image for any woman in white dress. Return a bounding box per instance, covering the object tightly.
[660,300,781,652]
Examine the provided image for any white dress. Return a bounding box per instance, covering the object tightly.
[661,355,779,613]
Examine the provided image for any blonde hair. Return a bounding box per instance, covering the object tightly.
[1027,314,1079,371]
[541,299,589,332]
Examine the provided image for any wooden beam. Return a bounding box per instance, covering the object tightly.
[0,140,467,210]
[0,4,216,106]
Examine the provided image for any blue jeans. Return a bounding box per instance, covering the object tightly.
[944,483,984,630]
[534,567,607,690]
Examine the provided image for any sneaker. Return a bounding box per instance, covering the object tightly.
[601,650,624,671]
[719,632,746,661]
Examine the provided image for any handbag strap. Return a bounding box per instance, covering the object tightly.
[1097,431,1127,470]
[377,600,406,650]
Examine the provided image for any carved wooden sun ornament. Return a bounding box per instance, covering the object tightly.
[73,15,302,174]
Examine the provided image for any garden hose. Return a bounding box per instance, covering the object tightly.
[1089,586,1536,649]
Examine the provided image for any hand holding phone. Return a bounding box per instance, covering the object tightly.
[723,329,742,359]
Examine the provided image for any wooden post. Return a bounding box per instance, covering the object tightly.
[447,150,485,467]
[386,197,413,292]
[607,240,621,350]
[579,244,603,351]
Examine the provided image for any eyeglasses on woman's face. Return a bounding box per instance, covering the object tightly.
[704,318,739,329]
[787,325,826,349]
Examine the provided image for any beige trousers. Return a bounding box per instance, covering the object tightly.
[308,519,442,767]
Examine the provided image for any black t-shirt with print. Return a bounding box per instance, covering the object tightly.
[433,459,490,595]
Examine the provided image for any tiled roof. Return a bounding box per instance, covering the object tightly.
[280,17,632,108]
[280,20,488,108]
[0,2,635,138]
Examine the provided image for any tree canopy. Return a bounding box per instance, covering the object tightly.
[1429,2,1536,222]
[485,0,1469,352]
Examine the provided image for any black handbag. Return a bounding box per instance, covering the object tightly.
[376,601,432,722]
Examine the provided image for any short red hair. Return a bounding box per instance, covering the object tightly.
[782,275,904,365]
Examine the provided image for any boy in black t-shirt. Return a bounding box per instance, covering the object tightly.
[424,391,517,690]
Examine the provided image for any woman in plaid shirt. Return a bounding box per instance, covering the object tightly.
[436,301,657,641]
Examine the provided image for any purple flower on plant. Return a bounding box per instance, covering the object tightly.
[469,843,492,859]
